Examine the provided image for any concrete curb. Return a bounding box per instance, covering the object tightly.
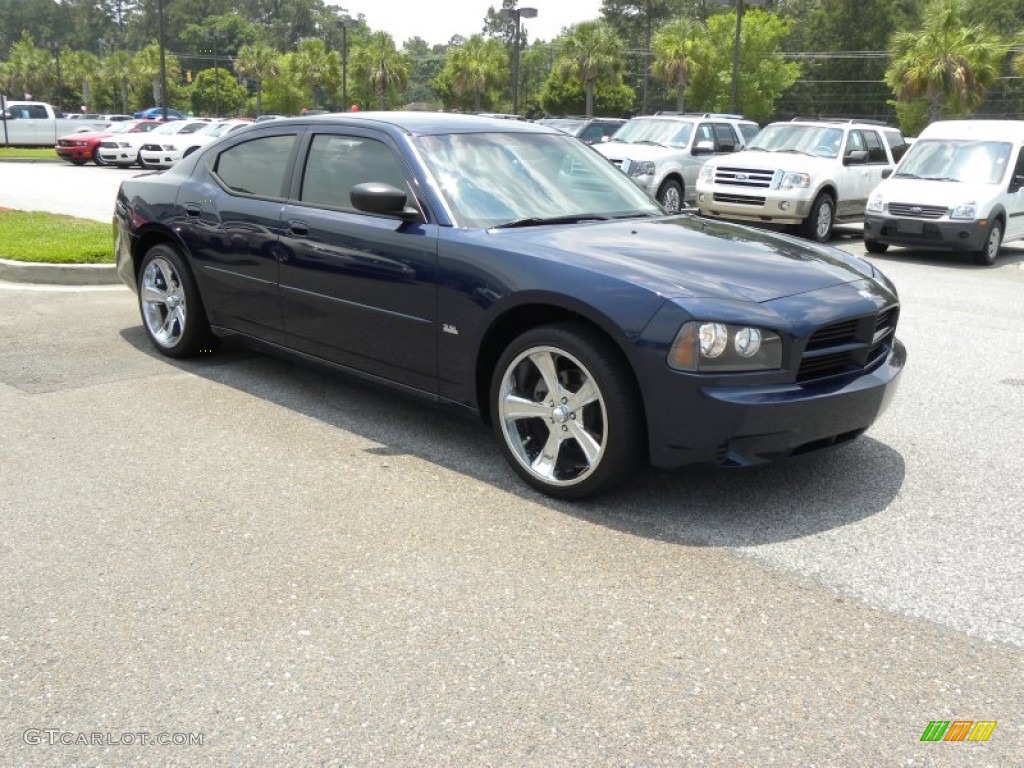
[0,257,119,285]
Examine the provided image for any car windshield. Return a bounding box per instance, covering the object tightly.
[105,122,135,134]
[747,124,845,157]
[537,118,586,135]
[608,118,694,149]
[198,121,240,137]
[894,139,1011,184]
[150,122,183,135]
[416,132,662,229]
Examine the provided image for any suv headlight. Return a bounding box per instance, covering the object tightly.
[950,203,978,220]
[627,160,656,178]
[866,194,885,213]
[668,321,782,372]
[777,172,810,190]
[698,165,714,183]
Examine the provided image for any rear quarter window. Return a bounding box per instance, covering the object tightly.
[214,134,296,199]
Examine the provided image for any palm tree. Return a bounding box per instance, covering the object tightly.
[98,51,132,114]
[351,32,410,110]
[555,21,623,117]
[6,33,49,100]
[443,35,505,112]
[132,43,181,107]
[235,41,281,117]
[63,50,101,112]
[886,0,1007,125]
[291,37,341,109]
[650,19,705,114]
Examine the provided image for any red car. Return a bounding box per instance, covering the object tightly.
[56,120,162,166]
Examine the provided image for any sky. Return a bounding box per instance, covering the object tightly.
[329,0,606,47]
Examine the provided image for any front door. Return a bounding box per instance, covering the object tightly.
[278,130,439,393]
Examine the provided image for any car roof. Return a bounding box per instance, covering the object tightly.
[279,111,556,137]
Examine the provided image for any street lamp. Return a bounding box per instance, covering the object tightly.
[333,15,358,111]
[208,30,221,117]
[157,0,168,120]
[499,6,537,116]
[722,0,763,114]
[49,42,62,113]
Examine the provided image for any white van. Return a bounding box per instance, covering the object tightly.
[863,120,1024,265]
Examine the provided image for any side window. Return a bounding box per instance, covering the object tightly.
[579,124,605,144]
[694,123,716,150]
[845,130,866,157]
[885,130,909,163]
[28,105,49,119]
[214,134,296,198]
[738,122,759,144]
[300,134,409,211]
[712,123,739,152]
[862,130,886,163]
[1013,149,1024,188]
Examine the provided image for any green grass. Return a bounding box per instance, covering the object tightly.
[0,147,60,160]
[0,210,113,263]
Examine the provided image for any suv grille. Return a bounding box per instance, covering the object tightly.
[713,166,775,189]
[887,203,948,219]
[798,307,899,383]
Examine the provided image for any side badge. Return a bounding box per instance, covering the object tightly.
[443,323,459,336]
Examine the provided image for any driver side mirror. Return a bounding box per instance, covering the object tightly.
[351,182,420,222]
[0,110,15,120]
[692,140,715,156]
[843,149,868,166]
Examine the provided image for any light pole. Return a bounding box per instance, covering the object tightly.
[334,15,358,111]
[208,30,221,117]
[499,6,537,116]
[723,0,762,115]
[50,42,62,113]
[157,0,168,120]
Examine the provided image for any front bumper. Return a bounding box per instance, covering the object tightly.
[644,340,905,468]
[696,187,813,226]
[55,146,90,161]
[864,213,988,251]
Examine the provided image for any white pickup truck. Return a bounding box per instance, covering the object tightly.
[0,100,109,147]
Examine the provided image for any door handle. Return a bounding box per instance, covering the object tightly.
[184,203,202,217]
[288,219,309,237]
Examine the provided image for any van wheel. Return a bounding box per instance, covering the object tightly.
[972,219,1002,266]
[801,193,834,242]
[864,238,889,254]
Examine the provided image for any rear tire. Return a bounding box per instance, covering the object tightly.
[138,244,217,358]
[490,323,645,500]
[972,219,1002,266]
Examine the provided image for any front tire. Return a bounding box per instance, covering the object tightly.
[490,323,645,500]
[801,192,835,243]
[138,244,216,358]
[864,238,889,254]
[972,219,1002,266]
[657,179,683,213]
[92,146,108,166]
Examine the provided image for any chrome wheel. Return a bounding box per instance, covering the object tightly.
[498,345,609,488]
[658,180,682,213]
[141,256,187,349]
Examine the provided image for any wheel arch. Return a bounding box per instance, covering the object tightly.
[474,301,648,448]
[130,225,195,283]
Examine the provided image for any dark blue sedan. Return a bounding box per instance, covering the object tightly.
[114,112,905,499]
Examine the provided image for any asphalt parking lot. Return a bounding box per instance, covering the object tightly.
[1,162,1022,765]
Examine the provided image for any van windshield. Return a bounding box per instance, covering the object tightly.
[894,139,1011,184]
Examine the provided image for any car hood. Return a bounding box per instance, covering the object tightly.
[496,215,875,303]
[874,176,1001,205]
[711,149,844,171]
[57,129,111,141]
[594,141,682,161]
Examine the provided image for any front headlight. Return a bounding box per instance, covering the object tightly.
[950,203,978,220]
[777,172,810,191]
[627,160,656,178]
[866,195,885,213]
[698,165,714,183]
[668,321,783,372]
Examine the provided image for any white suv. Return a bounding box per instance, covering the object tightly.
[594,112,759,212]
[696,118,909,242]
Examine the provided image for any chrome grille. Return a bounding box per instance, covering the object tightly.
[887,203,948,219]
[713,166,775,188]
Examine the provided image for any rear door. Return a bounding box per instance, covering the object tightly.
[180,128,303,344]
[278,128,440,392]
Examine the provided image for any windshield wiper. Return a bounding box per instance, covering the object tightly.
[778,149,815,156]
[611,211,660,220]
[631,140,667,147]
[893,172,920,179]
[494,214,611,229]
